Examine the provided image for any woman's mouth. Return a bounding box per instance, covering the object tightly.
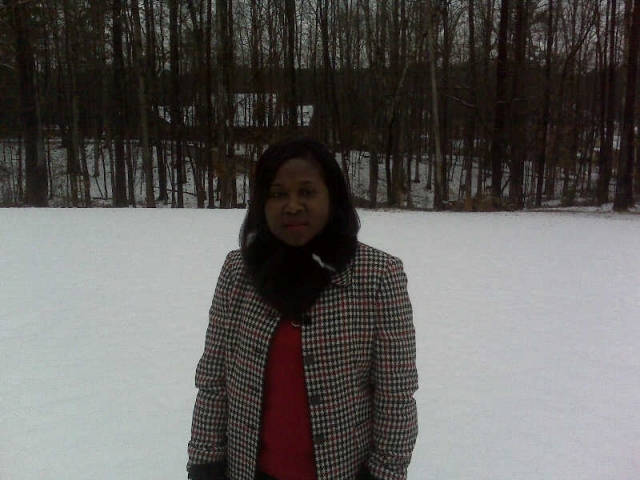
[284,222,307,231]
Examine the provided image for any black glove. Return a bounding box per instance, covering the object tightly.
[356,465,378,480]
[187,461,227,480]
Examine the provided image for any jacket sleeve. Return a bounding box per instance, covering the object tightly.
[187,252,237,476]
[368,256,419,480]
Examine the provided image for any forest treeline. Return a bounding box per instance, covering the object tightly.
[0,0,638,210]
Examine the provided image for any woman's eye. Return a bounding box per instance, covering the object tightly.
[301,189,315,197]
[269,191,284,198]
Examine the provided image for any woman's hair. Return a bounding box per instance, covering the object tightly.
[240,137,360,249]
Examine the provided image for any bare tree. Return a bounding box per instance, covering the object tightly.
[508,0,530,209]
[462,0,477,208]
[217,0,237,208]
[169,0,185,207]
[206,0,217,208]
[131,0,155,208]
[490,0,510,208]
[112,0,128,207]
[186,0,209,208]
[536,0,555,207]
[59,0,90,207]
[284,0,297,131]
[362,0,383,208]
[614,0,639,210]
[142,0,167,204]
[5,0,48,206]
[0,0,630,209]
[427,0,445,210]
[597,0,618,205]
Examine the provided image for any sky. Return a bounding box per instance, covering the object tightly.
[1,209,639,479]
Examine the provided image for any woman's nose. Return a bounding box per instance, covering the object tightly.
[284,194,303,213]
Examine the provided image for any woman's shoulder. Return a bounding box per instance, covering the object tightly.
[224,248,243,264]
[219,249,245,276]
[349,243,409,292]
[354,242,404,270]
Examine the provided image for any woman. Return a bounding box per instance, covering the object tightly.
[187,138,418,480]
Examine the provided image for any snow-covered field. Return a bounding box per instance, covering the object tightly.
[1,209,639,479]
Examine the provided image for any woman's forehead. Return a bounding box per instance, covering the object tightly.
[271,157,324,182]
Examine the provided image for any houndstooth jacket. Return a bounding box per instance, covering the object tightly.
[188,242,418,480]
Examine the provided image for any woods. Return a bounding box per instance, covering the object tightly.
[0,0,638,210]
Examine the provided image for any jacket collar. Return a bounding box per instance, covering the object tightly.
[330,256,354,287]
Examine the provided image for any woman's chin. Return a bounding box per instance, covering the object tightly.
[277,227,312,246]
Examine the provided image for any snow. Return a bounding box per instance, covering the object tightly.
[1,209,639,479]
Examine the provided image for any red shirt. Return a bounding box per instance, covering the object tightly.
[257,319,317,480]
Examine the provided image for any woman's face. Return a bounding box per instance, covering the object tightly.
[265,157,331,246]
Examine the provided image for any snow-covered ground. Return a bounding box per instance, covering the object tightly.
[1,209,639,479]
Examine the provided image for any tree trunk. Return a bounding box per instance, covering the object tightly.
[614,0,640,210]
[144,0,166,204]
[170,0,184,207]
[427,0,445,210]
[7,0,48,206]
[284,0,298,131]
[476,1,493,199]
[369,149,379,208]
[536,0,553,207]
[131,0,155,208]
[94,5,111,198]
[597,0,618,205]
[439,1,450,203]
[364,0,383,208]
[62,0,83,207]
[463,0,477,204]
[207,0,216,208]
[186,0,207,208]
[112,0,128,207]
[80,135,91,206]
[217,0,236,208]
[509,0,528,209]
[491,0,510,209]
[126,140,136,206]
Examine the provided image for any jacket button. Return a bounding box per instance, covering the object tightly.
[309,394,322,406]
[303,354,315,367]
[314,433,325,445]
[301,313,312,325]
